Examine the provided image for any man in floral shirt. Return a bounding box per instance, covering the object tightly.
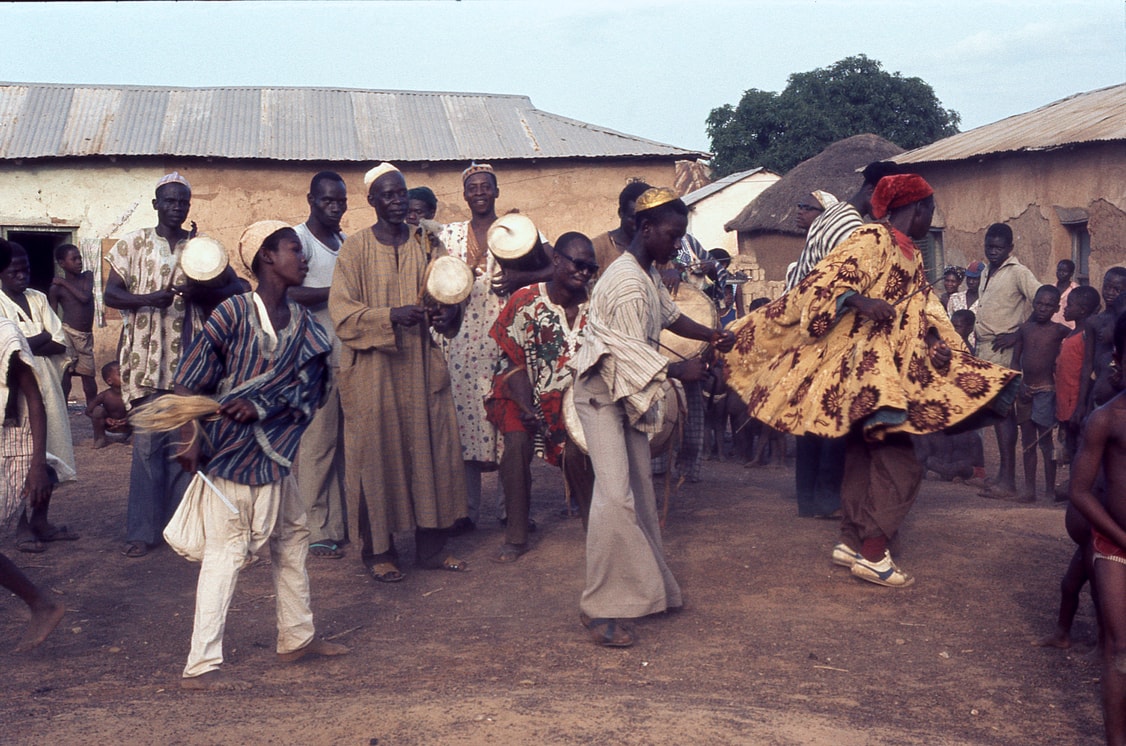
[485,232,597,563]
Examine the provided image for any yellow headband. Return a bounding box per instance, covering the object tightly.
[634,187,679,213]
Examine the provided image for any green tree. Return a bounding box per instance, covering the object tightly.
[706,55,961,176]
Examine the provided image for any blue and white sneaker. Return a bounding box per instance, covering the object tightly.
[830,542,863,568]
[850,550,915,588]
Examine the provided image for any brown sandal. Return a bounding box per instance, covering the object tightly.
[368,562,404,583]
[580,612,635,647]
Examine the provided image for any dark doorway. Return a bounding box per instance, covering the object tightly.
[4,229,74,295]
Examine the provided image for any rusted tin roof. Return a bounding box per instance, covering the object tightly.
[0,82,707,163]
[895,83,1126,165]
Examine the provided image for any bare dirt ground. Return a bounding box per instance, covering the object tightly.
[1,411,1105,745]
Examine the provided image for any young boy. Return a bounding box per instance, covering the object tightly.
[0,241,77,548]
[47,243,97,408]
[1069,312,1126,745]
[950,309,976,354]
[1056,286,1101,465]
[0,266,65,652]
[1035,287,1112,650]
[1010,285,1069,502]
[171,222,346,690]
[85,361,131,449]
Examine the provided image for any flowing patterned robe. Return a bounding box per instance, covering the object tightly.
[329,227,468,545]
[724,224,1019,440]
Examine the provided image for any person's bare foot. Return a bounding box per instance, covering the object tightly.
[277,637,349,663]
[92,437,107,450]
[1033,630,1071,649]
[180,671,253,691]
[13,600,64,653]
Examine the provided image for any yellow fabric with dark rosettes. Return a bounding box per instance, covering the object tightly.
[724,224,1020,440]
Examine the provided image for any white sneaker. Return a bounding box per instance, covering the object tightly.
[831,542,862,568]
[851,550,915,588]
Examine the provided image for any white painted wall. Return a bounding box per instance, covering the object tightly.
[686,171,779,255]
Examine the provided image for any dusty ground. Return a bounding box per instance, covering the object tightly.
[1,411,1106,745]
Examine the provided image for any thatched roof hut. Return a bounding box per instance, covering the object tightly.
[723,134,904,299]
[725,133,903,236]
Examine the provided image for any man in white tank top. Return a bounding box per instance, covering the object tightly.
[291,172,348,559]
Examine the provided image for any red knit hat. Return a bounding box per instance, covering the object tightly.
[870,174,934,219]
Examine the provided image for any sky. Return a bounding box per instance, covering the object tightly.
[2,0,1123,155]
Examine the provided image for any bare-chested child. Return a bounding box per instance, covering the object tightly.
[1011,285,1069,502]
[1069,312,1126,746]
[85,361,131,449]
[47,244,97,407]
[0,286,65,651]
[1034,287,1105,650]
[1081,267,1126,418]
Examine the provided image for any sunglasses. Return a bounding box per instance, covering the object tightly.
[556,250,599,274]
[796,202,823,212]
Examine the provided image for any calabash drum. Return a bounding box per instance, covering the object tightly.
[658,283,718,361]
[488,213,550,273]
[180,236,228,283]
[564,379,684,458]
[422,255,474,306]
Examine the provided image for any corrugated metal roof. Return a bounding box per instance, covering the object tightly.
[0,82,706,163]
[896,83,1126,165]
[683,167,769,206]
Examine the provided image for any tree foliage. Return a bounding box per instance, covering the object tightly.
[707,55,961,177]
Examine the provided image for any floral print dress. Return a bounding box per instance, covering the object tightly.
[437,221,504,465]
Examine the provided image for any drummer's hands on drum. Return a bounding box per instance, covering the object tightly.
[668,357,708,383]
[710,328,736,353]
[428,303,460,333]
[391,304,427,327]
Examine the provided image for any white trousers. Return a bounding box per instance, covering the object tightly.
[182,473,315,679]
[575,373,682,619]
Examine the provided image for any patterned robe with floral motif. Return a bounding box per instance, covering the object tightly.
[436,221,504,465]
[724,224,1019,440]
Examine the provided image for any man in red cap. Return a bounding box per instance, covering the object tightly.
[724,175,1019,587]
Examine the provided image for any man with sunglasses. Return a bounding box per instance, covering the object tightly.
[485,232,598,564]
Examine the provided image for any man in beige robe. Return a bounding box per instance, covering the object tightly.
[329,163,469,583]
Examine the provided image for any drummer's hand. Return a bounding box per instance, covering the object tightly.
[491,270,518,296]
[844,294,895,322]
[711,328,736,353]
[428,304,459,332]
[668,357,708,383]
[391,305,427,327]
[189,221,198,239]
[660,268,682,293]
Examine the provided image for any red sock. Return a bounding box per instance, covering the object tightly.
[860,536,887,562]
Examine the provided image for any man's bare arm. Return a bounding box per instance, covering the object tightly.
[104,267,176,310]
[289,285,330,307]
[1070,407,1126,550]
